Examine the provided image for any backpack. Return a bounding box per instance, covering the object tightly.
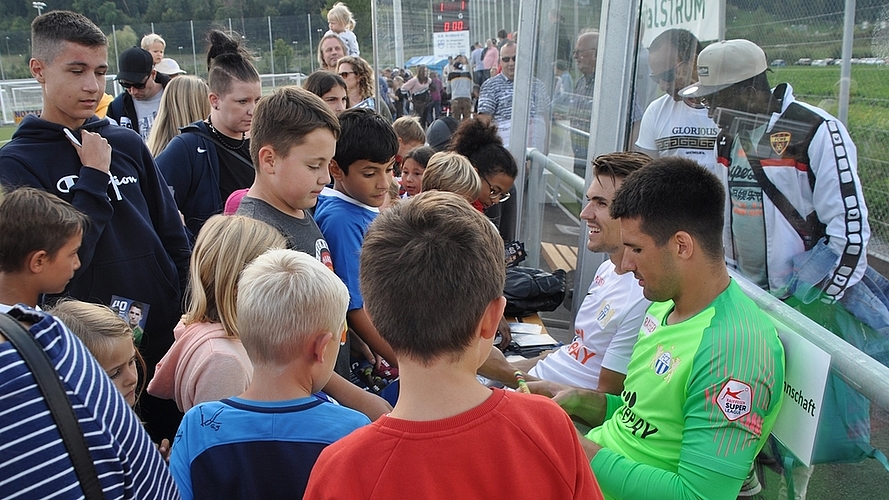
[503,267,567,317]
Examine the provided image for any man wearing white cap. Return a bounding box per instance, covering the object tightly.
[678,39,874,311]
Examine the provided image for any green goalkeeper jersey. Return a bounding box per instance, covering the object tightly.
[587,279,785,500]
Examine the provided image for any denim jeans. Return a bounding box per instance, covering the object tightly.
[785,239,889,367]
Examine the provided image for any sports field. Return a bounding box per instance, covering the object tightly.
[0,124,14,144]
[1,66,886,246]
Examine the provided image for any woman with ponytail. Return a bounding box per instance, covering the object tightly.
[156,30,262,237]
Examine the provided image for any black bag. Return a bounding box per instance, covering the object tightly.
[504,267,567,317]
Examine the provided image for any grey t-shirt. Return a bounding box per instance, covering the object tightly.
[236,196,331,262]
[132,90,163,141]
[235,196,350,378]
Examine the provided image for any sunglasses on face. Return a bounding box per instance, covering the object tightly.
[119,78,148,90]
[339,71,355,78]
[501,56,517,63]
[649,62,681,83]
[701,87,741,110]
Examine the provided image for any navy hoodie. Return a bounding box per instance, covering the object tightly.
[0,115,190,372]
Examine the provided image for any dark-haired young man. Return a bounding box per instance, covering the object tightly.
[0,11,191,442]
[635,28,719,166]
[538,157,785,500]
[480,152,651,395]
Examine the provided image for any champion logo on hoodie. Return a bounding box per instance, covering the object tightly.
[55,173,138,201]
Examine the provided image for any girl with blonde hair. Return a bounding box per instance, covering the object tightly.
[421,151,482,202]
[326,1,360,56]
[147,215,286,411]
[146,75,211,157]
[50,300,147,408]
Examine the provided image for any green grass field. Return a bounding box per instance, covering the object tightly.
[0,124,15,144]
[771,65,889,251]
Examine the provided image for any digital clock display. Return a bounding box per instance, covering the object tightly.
[434,1,469,33]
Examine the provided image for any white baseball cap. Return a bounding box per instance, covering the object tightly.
[154,57,186,75]
[678,39,767,98]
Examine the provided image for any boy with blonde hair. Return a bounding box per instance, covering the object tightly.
[170,249,370,500]
[305,191,603,499]
[421,151,482,202]
[141,33,166,64]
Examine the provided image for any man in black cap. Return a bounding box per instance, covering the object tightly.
[108,46,169,141]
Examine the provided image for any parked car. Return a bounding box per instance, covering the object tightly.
[771,59,787,67]
[795,58,812,66]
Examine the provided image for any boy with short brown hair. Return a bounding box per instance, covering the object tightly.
[305,191,603,500]
[0,187,88,310]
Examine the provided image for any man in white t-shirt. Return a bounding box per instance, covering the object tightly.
[480,152,651,394]
[635,29,719,168]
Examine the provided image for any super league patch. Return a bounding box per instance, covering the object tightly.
[717,379,753,421]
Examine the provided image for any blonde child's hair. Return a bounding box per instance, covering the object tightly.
[147,75,211,157]
[386,176,401,208]
[328,2,356,31]
[392,116,425,146]
[237,249,349,366]
[183,215,287,337]
[141,33,166,50]
[49,300,147,401]
[421,152,482,202]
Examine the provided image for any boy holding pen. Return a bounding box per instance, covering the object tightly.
[304,191,603,500]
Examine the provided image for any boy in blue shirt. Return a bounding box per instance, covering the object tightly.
[314,108,400,368]
[170,249,370,500]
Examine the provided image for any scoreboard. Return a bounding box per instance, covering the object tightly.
[433,1,469,33]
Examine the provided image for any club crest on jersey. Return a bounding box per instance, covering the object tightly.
[596,300,615,325]
[770,132,791,155]
[315,239,334,271]
[717,379,752,421]
[650,344,680,381]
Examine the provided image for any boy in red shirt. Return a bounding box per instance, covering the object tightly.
[305,191,603,500]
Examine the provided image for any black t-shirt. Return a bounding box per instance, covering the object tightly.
[215,137,254,203]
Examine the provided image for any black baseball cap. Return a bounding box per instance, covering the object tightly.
[117,46,153,83]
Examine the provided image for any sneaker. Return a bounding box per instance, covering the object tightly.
[738,466,762,497]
